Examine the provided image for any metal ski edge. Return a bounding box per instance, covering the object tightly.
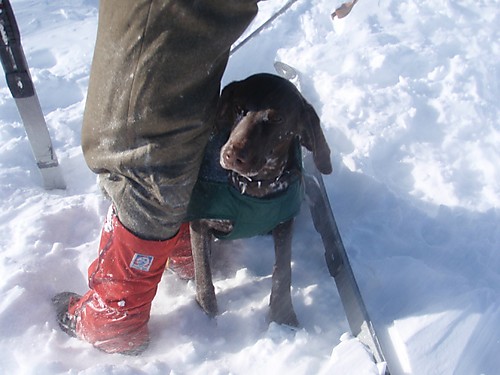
[273,61,390,374]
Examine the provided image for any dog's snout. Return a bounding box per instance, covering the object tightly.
[222,144,249,168]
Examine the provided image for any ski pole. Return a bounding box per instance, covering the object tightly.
[230,0,299,56]
[0,0,66,190]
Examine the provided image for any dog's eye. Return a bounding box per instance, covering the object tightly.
[234,105,247,117]
[269,114,284,124]
[266,109,284,124]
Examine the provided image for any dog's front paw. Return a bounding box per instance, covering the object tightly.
[196,290,218,318]
[269,306,299,327]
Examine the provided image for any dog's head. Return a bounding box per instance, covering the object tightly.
[216,73,332,181]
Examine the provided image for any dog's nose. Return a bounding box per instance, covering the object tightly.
[221,145,248,169]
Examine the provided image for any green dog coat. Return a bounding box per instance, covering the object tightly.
[187,133,304,240]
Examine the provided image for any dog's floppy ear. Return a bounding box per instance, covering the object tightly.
[299,100,333,174]
[215,81,238,132]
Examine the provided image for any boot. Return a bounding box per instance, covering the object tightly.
[53,207,190,355]
[166,222,194,280]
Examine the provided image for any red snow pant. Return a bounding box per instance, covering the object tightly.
[69,208,192,354]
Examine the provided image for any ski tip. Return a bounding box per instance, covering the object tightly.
[273,61,297,80]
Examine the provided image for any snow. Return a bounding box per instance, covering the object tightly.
[0,0,498,374]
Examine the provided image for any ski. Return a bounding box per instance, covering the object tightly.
[303,152,390,374]
[0,0,65,190]
[274,61,391,374]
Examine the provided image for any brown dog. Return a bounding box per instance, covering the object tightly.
[188,73,332,326]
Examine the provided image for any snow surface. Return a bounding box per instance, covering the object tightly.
[1,0,499,374]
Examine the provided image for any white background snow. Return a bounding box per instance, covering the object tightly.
[1,0,499,374]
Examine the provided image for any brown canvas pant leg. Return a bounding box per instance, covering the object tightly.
[82,0,258,240]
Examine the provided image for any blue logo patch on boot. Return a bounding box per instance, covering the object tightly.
[130,253,154,272]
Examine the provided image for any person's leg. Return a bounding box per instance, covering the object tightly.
[54,0,258,354]
[83,0,259,240]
